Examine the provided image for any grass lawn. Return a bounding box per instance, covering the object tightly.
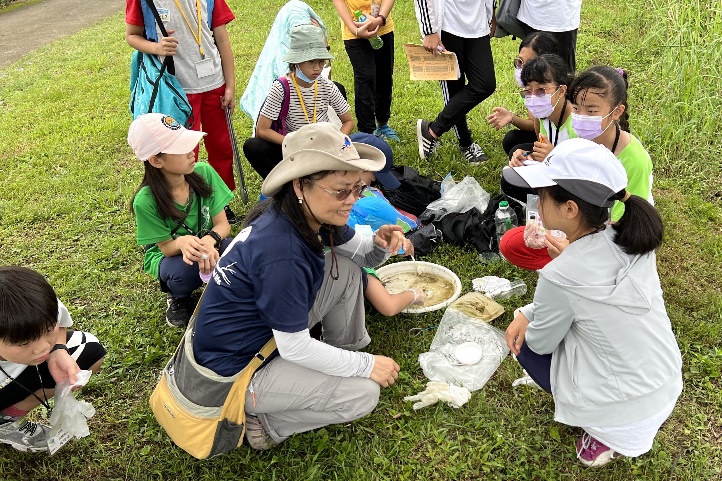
[0,0,720,479]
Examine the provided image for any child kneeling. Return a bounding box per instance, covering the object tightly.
[0,267,105,453]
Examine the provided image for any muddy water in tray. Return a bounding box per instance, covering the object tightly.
[382,272,456,308]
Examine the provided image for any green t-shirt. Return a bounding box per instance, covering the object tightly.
[612,134,653,221]
[133,162,233,279]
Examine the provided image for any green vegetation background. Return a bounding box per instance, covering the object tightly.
[0,0,720,479]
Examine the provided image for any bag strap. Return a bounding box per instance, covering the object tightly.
[141,0,176,77]
[169,187,195,238]
[219,337,276,420]
[277,76,291,136]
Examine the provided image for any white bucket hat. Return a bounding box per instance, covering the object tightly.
[128,113,205,161]
[261,123,386,196]
[502,138,628,207]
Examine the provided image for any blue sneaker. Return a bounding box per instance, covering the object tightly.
[374,124,400,142]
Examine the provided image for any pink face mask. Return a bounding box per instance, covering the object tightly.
[525,93,557,119]
[571,108,618,140]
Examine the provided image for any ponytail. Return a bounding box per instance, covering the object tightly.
[610,191,664,255]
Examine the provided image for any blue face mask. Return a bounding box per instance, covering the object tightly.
[294,67,317,84]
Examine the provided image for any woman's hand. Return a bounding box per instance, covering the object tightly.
[369,355,400,387]
[545,234,569,259]
[505,312,530,356]
[487,107,514,130]
[353,17,381,38]
[374,225,412,256]
[48,349,80,388]
[422,33,444,55]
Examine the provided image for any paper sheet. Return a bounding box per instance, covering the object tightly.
[403,43,460,81]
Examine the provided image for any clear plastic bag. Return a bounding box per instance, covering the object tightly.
[48,370,95,439]
[422,176,491,222]
[418,293,509,391]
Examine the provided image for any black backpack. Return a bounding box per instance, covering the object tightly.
[379,166,442,217]
[435,194,524,253]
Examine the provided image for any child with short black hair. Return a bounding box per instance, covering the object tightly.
[0,267,105,453]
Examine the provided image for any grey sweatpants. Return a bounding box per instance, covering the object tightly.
[244,252,381,442]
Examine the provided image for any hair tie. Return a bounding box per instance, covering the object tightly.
[621,191,631,203]
[615,67,625,77]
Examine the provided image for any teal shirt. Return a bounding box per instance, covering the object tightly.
[133,162,233,279]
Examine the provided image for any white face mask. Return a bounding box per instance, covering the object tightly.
[571,108,618,140]
[514,67,524,87]
[525,90,560,119]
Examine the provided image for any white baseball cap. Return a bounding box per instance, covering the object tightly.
[502,138,628,207]
[127,113,205,161]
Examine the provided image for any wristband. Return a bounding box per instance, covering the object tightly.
[206,229,222,248]
[50,344,68,354]
[378,14,387,26]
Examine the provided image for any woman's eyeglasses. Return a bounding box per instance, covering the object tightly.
[513,57,524,69]
[309,181,367,201]
[519,85,560,98]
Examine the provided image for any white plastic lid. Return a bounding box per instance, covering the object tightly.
[455,342,483,365]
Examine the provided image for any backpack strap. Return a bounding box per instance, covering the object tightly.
[140,0,176,76]
[277,76,291,136]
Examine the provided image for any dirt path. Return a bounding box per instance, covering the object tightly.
[0,0,123,69]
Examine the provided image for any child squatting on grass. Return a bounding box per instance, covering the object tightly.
[128,113,234,328]
[500,65,655,270]
[503,139,682,467]
[243,24,354,179]
[0,267,106,453]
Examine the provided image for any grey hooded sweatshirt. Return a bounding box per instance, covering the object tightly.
[520,227,683,427]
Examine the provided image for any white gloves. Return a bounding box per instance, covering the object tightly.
[403,381,471,410]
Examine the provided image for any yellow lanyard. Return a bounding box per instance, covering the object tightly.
[173,0,205,59]
[291,72,318,124]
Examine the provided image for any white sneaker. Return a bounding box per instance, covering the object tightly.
[0,418,50,452]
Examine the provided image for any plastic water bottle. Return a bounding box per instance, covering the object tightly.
[490,279,527,299]
[354,10,383,50]
[495,200,518,246]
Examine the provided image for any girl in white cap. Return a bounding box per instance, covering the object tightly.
[128,113,234,328]
[243,24,355,179]
[190,123,412,451]
[503,139,682,467]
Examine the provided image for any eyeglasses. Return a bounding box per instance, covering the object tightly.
[310,181,367,201]
[519,85,560,98]
[302,59,329,69]
[513,57,524,69]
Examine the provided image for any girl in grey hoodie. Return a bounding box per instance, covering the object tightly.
[503,138,682,467]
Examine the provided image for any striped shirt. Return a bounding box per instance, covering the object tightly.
[259,75,350,133]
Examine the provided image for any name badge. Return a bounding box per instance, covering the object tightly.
[157,8,170,22]
[195,58,215,79]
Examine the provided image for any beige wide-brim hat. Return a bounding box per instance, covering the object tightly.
[281,24,334,64]
[261,123,386,197]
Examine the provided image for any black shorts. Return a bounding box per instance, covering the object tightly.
[0,330,106,411]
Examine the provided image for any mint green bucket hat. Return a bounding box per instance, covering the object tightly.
[282,24,334,64]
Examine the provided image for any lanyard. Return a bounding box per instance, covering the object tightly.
[291,72,318,124]
[173,0,205,59]
[0,365,52,415]
[546,100,567,147]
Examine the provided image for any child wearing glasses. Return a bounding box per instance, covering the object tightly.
[487,32,560,156]
[243,24,354,180]
[0,267,105,453]
[128,114,234,328]
[500,66,654,271]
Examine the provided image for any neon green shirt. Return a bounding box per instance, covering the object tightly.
[133,162,233,278]
[612,134,653,221]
